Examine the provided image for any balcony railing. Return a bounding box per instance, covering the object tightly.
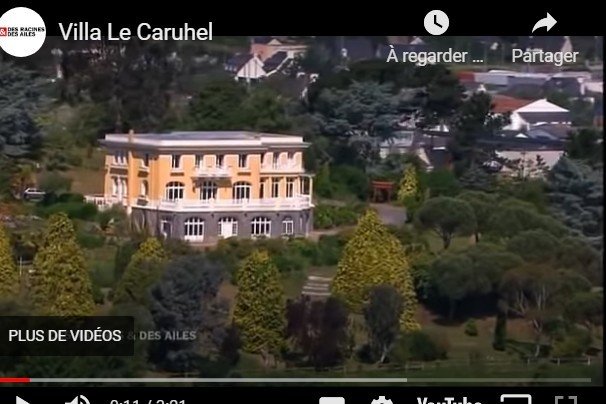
[85,195,124,211]
[260,162,303,173]
[192,166,231,178]
[135,195,313,212]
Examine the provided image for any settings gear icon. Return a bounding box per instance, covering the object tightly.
[372,397,394,404]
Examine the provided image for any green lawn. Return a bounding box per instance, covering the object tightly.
[425,232,474,253]
[63,148,106,195]
[86,244,118,288]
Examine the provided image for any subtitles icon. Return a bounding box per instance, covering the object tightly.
[320,398,345,404]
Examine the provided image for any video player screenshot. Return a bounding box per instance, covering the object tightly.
[0,2,603,403]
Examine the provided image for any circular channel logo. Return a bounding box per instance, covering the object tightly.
[0,7,46,57]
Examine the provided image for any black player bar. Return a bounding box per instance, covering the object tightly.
[3,2,604,35]
[4,386,602,403]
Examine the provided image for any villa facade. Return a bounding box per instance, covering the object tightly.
[88,131,314,243]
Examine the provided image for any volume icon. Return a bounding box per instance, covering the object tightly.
[66,396,91,404]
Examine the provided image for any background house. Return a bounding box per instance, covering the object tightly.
[224,54,267,83]
[250,37,308,62]
[505,99,572,131]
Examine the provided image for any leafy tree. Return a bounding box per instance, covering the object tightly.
[547,157,603,248]
[458,165,496,192]
[505,229,560,263]
[428,253,485,319]
[332,210,419,330]
[38,172,72,194]
[234,250,285,364]
[187,78,291,133]
[397,165,420,203]
[500,264,591,357]
[59,40,180,131]
[313,81,405,165]
[0,62,45,158]
[286,296,350,369]
[555,237,602,285]
[486,199,568,239]
[9,163,36,199]
[30,213,94,315]
[449,92,509,170]
[428,244,522,319]
[113,237,166,305]
[493,308,507,351]
[186,77,247,130]
[0,224,19,298]
[457,191,497,242]
[239,86,291,132]
[420,168,461,197]
[364,285,403,362]
[415,197,476,249]
[564,292,603,329]
[565,128,603,165]
[149,255,228,373]
[417,65,464,130]
[498,178,549,213]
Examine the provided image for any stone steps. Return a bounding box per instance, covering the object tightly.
[301,274,333,299]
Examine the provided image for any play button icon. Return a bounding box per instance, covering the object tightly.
[16,397,30,404]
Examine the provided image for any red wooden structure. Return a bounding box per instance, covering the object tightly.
[371,180,395,203]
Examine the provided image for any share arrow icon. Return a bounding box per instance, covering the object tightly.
[532,12,557,32]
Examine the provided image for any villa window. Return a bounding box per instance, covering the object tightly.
[142,153,150,168]
[121,178,128,197]
[113,150,127,165]
[238,154,248,168]
[282,217,294,236]
[140,180,149,197]
[171,154,181,169]
[251,216,271,238]
[184,217,205,241]
[272,153,280,167]
[233,181,251,201]
[165,181,184,201]
[259,180,266,199]
[218,217,238,238]
[271,178,280,198]
[200,181,218,200]
[216,154,225,168]
[287,152,294,165]
[286,178,295,198]
[195,154,204,168]
[111,177,118,196]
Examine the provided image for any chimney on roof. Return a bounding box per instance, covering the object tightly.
[128,129,134,143]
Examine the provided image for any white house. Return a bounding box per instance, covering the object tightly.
[505,99,572,131]
[224,54,267,83]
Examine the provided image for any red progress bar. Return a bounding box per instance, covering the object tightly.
[0,378,30,383]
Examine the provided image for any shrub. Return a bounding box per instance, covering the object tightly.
[77,231,105,249]
[313,204,364,230]
[313,205,335,229]
[91,283,105,305]
[464,319,479,336]
[36,202,98,220]
[403,331,449,361]
[551,328,592,358]
[493,310,507,351]
[38,172,73,194]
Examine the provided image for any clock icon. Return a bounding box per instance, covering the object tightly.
[424,10,449,35]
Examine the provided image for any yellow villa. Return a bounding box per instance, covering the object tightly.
[87,131,314,242]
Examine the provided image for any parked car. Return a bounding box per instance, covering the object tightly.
[23,188,46,201]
